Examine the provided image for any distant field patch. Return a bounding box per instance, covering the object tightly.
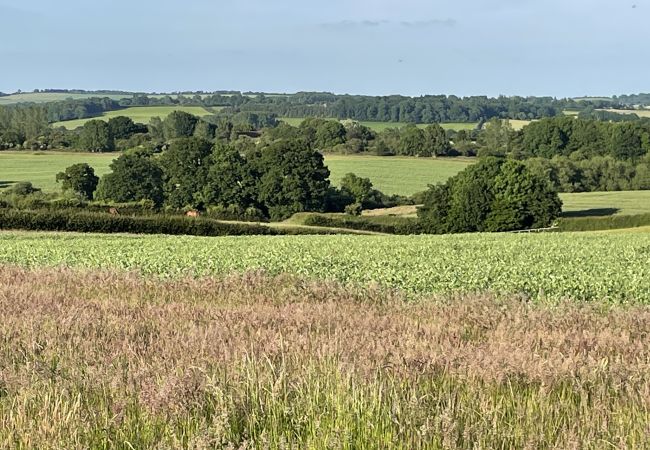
[0,151,471,195]
[0,152,116,192]
[326,155,473,195]
[600,108,650,118]
[0,92,133,105]
[280,118,478,131]
[53,106,215,129]
[560,190,650,217]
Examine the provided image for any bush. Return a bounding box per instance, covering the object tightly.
[301,213,421,234]
[205,204,268,222]
[558,214,650,232]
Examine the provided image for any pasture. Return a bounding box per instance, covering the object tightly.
[0,151,472,195]
[0,92,133,105]
[280,117,480,131]
[600,108,650,118]
[1,230,649,302]
[0,151,115,191]
[52,106,214,129]
[560,190,650,216]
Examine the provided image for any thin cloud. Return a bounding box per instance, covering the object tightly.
[320,18,456,30]
[400,19,457,28]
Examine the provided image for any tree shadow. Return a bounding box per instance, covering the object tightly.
[562,208,620,218]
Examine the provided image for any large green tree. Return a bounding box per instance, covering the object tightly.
[159,137,213,209]
[95,153,164,206]
[255,139,331,220]
[79,120,114,152]
[418,157,562,233]
[163,111,198,140]
[55,163,99,200]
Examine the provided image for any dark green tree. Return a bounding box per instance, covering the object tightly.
[423,123,451,156]
[55,163,99,200]
[203,143,259,209]
[255,139,331,220]
[79,120,114,152]
[163,111,199,140]
[107,116,144,140]
[340,173,383,209]
[418,157,562,233]
[95,154,164,206]
[159,137,213,209]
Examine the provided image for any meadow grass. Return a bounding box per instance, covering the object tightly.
[0,92,133,105]
[0,151,472,195]
[560,190,650,216]
[0,151,116,191]
[601,108,650,118]
[280,118,479,131]
[325,155,473,195]
[2,230,650,302]
[0,266,648,449]
[52,106,214,129]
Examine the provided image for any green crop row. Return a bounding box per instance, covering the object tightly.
[1,231,649,302]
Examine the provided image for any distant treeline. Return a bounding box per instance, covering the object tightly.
[612,93,650,106]
[2,92,623,125]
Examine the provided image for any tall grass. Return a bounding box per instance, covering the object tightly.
[0,267,648,448]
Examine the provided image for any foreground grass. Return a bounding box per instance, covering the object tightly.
[1,230,650,302]
[52,106,215,129]
[0,267,648,449]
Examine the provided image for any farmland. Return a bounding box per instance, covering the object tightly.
[0,92,133,105]
[280,117,480,131]
[0,151,472,195]
[280,117,533,131]
[1,230,649,302]
[561,190,650,216]
[52,106,214,129]
[601,108,650,118]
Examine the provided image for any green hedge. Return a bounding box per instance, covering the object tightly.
[0,209,278,236]
[558,213,650,232]
[302,214,422,235]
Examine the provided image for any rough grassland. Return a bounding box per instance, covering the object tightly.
[1,230,650,302]
[52,106,214,129]
[0,267,648,449]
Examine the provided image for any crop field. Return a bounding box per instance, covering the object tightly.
[52,106,215,129]
[1,230,650,302]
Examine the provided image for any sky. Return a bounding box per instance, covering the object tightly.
[0,0,647,98]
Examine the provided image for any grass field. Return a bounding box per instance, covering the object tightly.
[280,118,479,131]
[326,155,473,195]
[52,106,215,129]
[0,151,472,195]
[0,92,134,105]
[0,151,116,191]
[600,108,650,118]
[0,266,647,448]
[560,190,650,216]
[2,230,650,302]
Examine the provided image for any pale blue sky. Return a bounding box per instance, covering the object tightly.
[0,0,647,97]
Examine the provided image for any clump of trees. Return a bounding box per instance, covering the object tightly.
[418,157,562,233]
[56,163,99,200]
